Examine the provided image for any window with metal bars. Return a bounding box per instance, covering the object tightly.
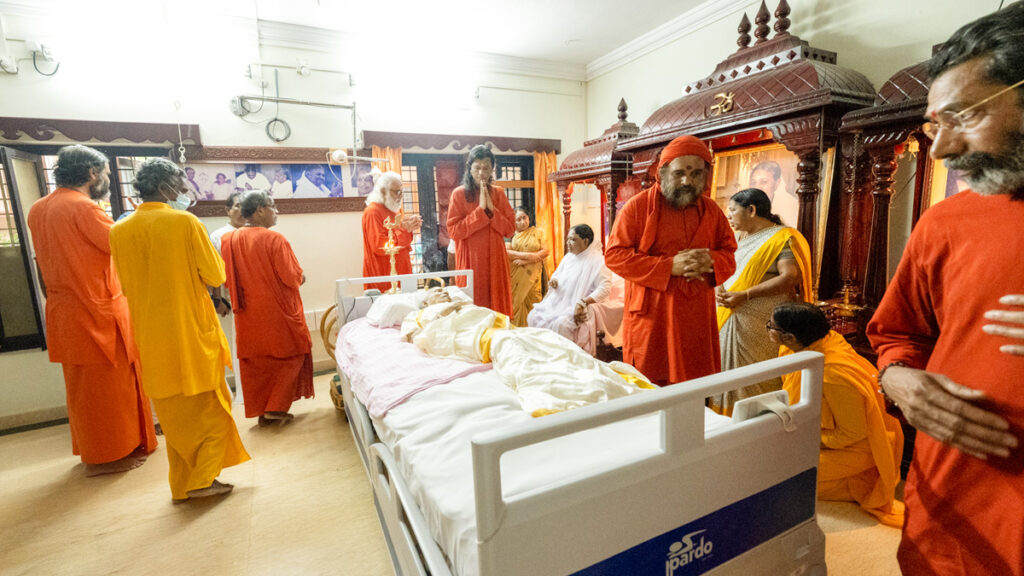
[0,164,17,248]
[400,165,424,273]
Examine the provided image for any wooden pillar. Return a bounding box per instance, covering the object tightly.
[862,147,898,306]
[559,181,572,244]
[794,148,821,288]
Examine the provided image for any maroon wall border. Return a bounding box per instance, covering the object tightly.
[363,130,560,154]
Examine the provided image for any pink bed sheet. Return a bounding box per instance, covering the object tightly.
[336,318,493,418]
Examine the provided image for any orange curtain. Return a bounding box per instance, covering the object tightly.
[372,146,403,175]
[533,151,563,272]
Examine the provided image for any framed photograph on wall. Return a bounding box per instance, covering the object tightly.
[710,142,802,228]
[181,146,372,216]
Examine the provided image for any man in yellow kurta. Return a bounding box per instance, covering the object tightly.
[110,158,250,502]
[769,302,904,527]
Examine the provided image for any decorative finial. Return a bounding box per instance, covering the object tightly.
[617,98,628,122]
[737,13,751,49]
[774,0,791,37]
[754,0,771,44]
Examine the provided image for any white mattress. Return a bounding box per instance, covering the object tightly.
[373,370,733,576]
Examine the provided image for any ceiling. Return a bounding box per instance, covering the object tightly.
[251,0,708,66]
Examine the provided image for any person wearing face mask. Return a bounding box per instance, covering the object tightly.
[110,157,250,503]
[361,171,421,292]
[605,135,737,386]
[27,144,158,477]
[221,191,313,427]
[446,145,516,315]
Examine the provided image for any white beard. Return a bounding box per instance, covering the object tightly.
[385,196,402,213]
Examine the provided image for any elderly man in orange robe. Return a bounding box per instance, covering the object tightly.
[605,135,737,386]
[447,145,516,315]
[27,145,157,476]
[361,171,421,292]
[222,191,314,426]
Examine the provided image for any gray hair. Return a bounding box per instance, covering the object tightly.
[53,145,107,188]
[132,158,184,200]
[929,2,1024,105]
[239,190,272,218]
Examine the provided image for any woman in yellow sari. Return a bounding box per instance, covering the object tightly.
[770,302,904,527]
[507,207,548,326]
[710,188,812,415]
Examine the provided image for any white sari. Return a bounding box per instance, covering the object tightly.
[526,239,611,354]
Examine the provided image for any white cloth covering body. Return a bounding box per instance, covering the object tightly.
[526,238,611,353]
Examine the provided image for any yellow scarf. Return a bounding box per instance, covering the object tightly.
[716,227,812,329]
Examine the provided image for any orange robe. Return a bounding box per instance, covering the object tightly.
[605,190,736,385]
[26,188,156,464]
[780,331,904,527]
[868,191,1024,575]
[361,201,413,292]
[447,185,515,315]
[221,227,314,418]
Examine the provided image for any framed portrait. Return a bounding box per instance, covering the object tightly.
[180,146,373,216]
[183,162,360,201]
[710,142,802,228]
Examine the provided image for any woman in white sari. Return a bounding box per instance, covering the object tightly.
[527,224,611,354]
[709,188,812,415]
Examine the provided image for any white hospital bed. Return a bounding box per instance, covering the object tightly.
[335,270,826,576]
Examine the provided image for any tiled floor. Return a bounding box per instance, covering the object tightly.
[0,373,902,575]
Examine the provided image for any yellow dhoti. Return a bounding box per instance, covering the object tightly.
[151,381,250,500]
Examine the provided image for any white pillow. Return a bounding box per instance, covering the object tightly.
[365,293,421,328]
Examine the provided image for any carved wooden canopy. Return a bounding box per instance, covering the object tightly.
[549,99,637,183]
[840,60,930,141]
[619,0,875,172]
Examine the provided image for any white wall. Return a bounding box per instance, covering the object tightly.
[0,2,585,428]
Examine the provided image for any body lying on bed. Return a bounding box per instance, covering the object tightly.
[398,290,653,417]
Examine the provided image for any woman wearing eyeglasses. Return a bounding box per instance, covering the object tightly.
[770,302,905,528]
[709,188,813,415]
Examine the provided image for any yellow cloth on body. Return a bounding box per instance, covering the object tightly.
[717,227,812,330]
[780,331,904,527]
[151,380,249,500]
[111,202,250,499]
[401,302,652,416]
[111,203,232,399]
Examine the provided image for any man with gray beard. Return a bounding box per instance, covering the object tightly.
[605,135,737,386]
[27,145,158,476]
[867,3,1024,574]
[361,170,422,292]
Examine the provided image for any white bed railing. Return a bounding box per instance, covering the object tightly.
[335,270,474,326]
[471,352,824,575]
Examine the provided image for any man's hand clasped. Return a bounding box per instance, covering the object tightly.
[880,366,1018,460]
[672,248,713,280]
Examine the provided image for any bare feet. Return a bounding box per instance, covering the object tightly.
[84,448,149,477]
[258,412,294,427]
[185,479,234,500]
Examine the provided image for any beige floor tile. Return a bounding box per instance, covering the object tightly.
[1,372,905,575]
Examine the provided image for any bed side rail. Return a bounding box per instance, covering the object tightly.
[335,270,474,327]
[472,352,824,576]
